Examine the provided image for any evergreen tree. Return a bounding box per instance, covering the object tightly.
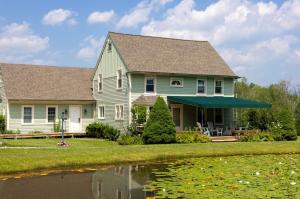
[295,100,300,136]
[142,97,176,144]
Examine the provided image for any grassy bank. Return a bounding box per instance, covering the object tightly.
[0,138,299,175]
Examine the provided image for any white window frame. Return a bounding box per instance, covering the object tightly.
[46,105,58,124]
[107,41,112,52]
[214,79,224,95]
[214,108,224,125]
[116,69,122,90]
[170,78,184,88]
[144,76,156,94]
[21,105,34,125]
[115,104,124,120]
[98,74,103,92]
[196,79,206,95]
[98,105,105,119]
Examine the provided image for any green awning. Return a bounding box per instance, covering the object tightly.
[167,96,272,109]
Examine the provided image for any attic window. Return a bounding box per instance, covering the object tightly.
[107,42,112,52]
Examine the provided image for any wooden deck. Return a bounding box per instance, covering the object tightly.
[209,136,238,142]
[0,132,86,139]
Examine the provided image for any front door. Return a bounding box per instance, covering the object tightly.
[69,106,81,132]
[171,104,183,131]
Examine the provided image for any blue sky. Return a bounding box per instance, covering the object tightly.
[0,0,299,86]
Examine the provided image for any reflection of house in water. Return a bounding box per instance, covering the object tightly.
[92,165,155,199]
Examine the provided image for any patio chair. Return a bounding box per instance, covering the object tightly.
[216,128,223,136]
[207,121,217,136]
[196,122,211,136]
[239,122,249,131]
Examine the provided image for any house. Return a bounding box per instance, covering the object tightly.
[0,64,95,133]
[0,32,271,133]
[93,32,270,132]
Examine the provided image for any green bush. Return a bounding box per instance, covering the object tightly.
[240,131,274,142]
[295,100,300,136]
[53,119,61,132]
[117,134,144,145]
[176,132,209,143]
[0,115,5,133]
[86,122,120,141]
[143,97,176,144]
[1,129,21,134]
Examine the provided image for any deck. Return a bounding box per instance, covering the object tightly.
[209,136,238,142]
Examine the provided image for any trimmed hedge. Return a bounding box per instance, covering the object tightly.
[176,132,209,143]
[86,122,120,141]
[0,115,5,133]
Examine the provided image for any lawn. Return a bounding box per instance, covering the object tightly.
[0,138,299,175]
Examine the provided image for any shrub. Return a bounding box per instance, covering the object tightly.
[232,129,261,136]
[295,100,300,136]
[176,132,209,143]
[117,134,144,145]
[143,97,176,144]
[0,115,5,133]
[86,122,120,141]
[1,129,21,134]
[240,131,274,142]
[53,119,61,132]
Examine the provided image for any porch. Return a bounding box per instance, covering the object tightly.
[167,96,272,136]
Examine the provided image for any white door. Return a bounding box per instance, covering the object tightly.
[69,106,81,132]
[171,104,183,131]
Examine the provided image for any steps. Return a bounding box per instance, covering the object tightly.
[210,136,238,142]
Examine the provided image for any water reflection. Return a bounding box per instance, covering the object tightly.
[0,164,160,199]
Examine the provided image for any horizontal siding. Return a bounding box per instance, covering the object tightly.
[8,103,94,133]
[131,74,234,96]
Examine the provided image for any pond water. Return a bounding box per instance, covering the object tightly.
[0,154,299,199]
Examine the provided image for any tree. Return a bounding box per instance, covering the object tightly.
[295,100,300,136]
[142,97,176,144]
[277,107,297,141]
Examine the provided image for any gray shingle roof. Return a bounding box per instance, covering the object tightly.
[109,32,237,77]
[0,63,95,101]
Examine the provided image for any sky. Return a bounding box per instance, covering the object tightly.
[0,0,299,86]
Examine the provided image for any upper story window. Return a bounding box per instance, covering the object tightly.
[98,74,103,92]
[170,78,183,87]
[215,80,223,94]
[197,79,205,94]
[22,106,33,124]
[117,70,122,89]
[145,77,155,93]
[107,42,112,52]
[47,106,57,123]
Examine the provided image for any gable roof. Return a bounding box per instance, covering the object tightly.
[109,32,237,77]
[0,63,95,101]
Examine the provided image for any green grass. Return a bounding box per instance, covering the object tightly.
[0,138,299,175]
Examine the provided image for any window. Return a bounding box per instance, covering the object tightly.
[215,80,223,94]
[145,77,155,93]
[107,42,112,52]
[197,79,205,94]
[47,106,57,123]
[170,78,183,87]
[215,108,224,124]
[98,106,105,119]
[117,70,122,89]
[22,106,33,124]
[115,104,124,120]
[98,74,103,92]
[116,189,122,199]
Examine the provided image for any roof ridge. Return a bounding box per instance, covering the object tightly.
[0,62,93,70]
[108,31,209,43]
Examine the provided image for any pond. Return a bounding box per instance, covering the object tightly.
[0,154,299,199]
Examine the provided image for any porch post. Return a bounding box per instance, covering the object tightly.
[201,108,204,127]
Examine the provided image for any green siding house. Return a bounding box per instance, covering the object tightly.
[0,32,270,134]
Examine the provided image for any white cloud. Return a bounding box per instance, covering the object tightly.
[0,22,49,64]
[87,10,115,24]
[140,0,300,85]
[42,9,77,26]
[117,0,173,29]
[77,35,105,61]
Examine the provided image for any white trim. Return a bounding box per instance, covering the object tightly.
[6,103,10,130]
[214,79,224,96]
[21,105,34,125]
[170,104,183,131]
[144,76,156,95]
[98,105,105,119]
[196,79,207,95]
[116,69,123,90]
[46,105,58,124]
[128,73,132,124]
[98,74,103,93]
[214,108,224,125]
[68,105,82,132]
[170,78,184,88]
[115,104,124,120]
